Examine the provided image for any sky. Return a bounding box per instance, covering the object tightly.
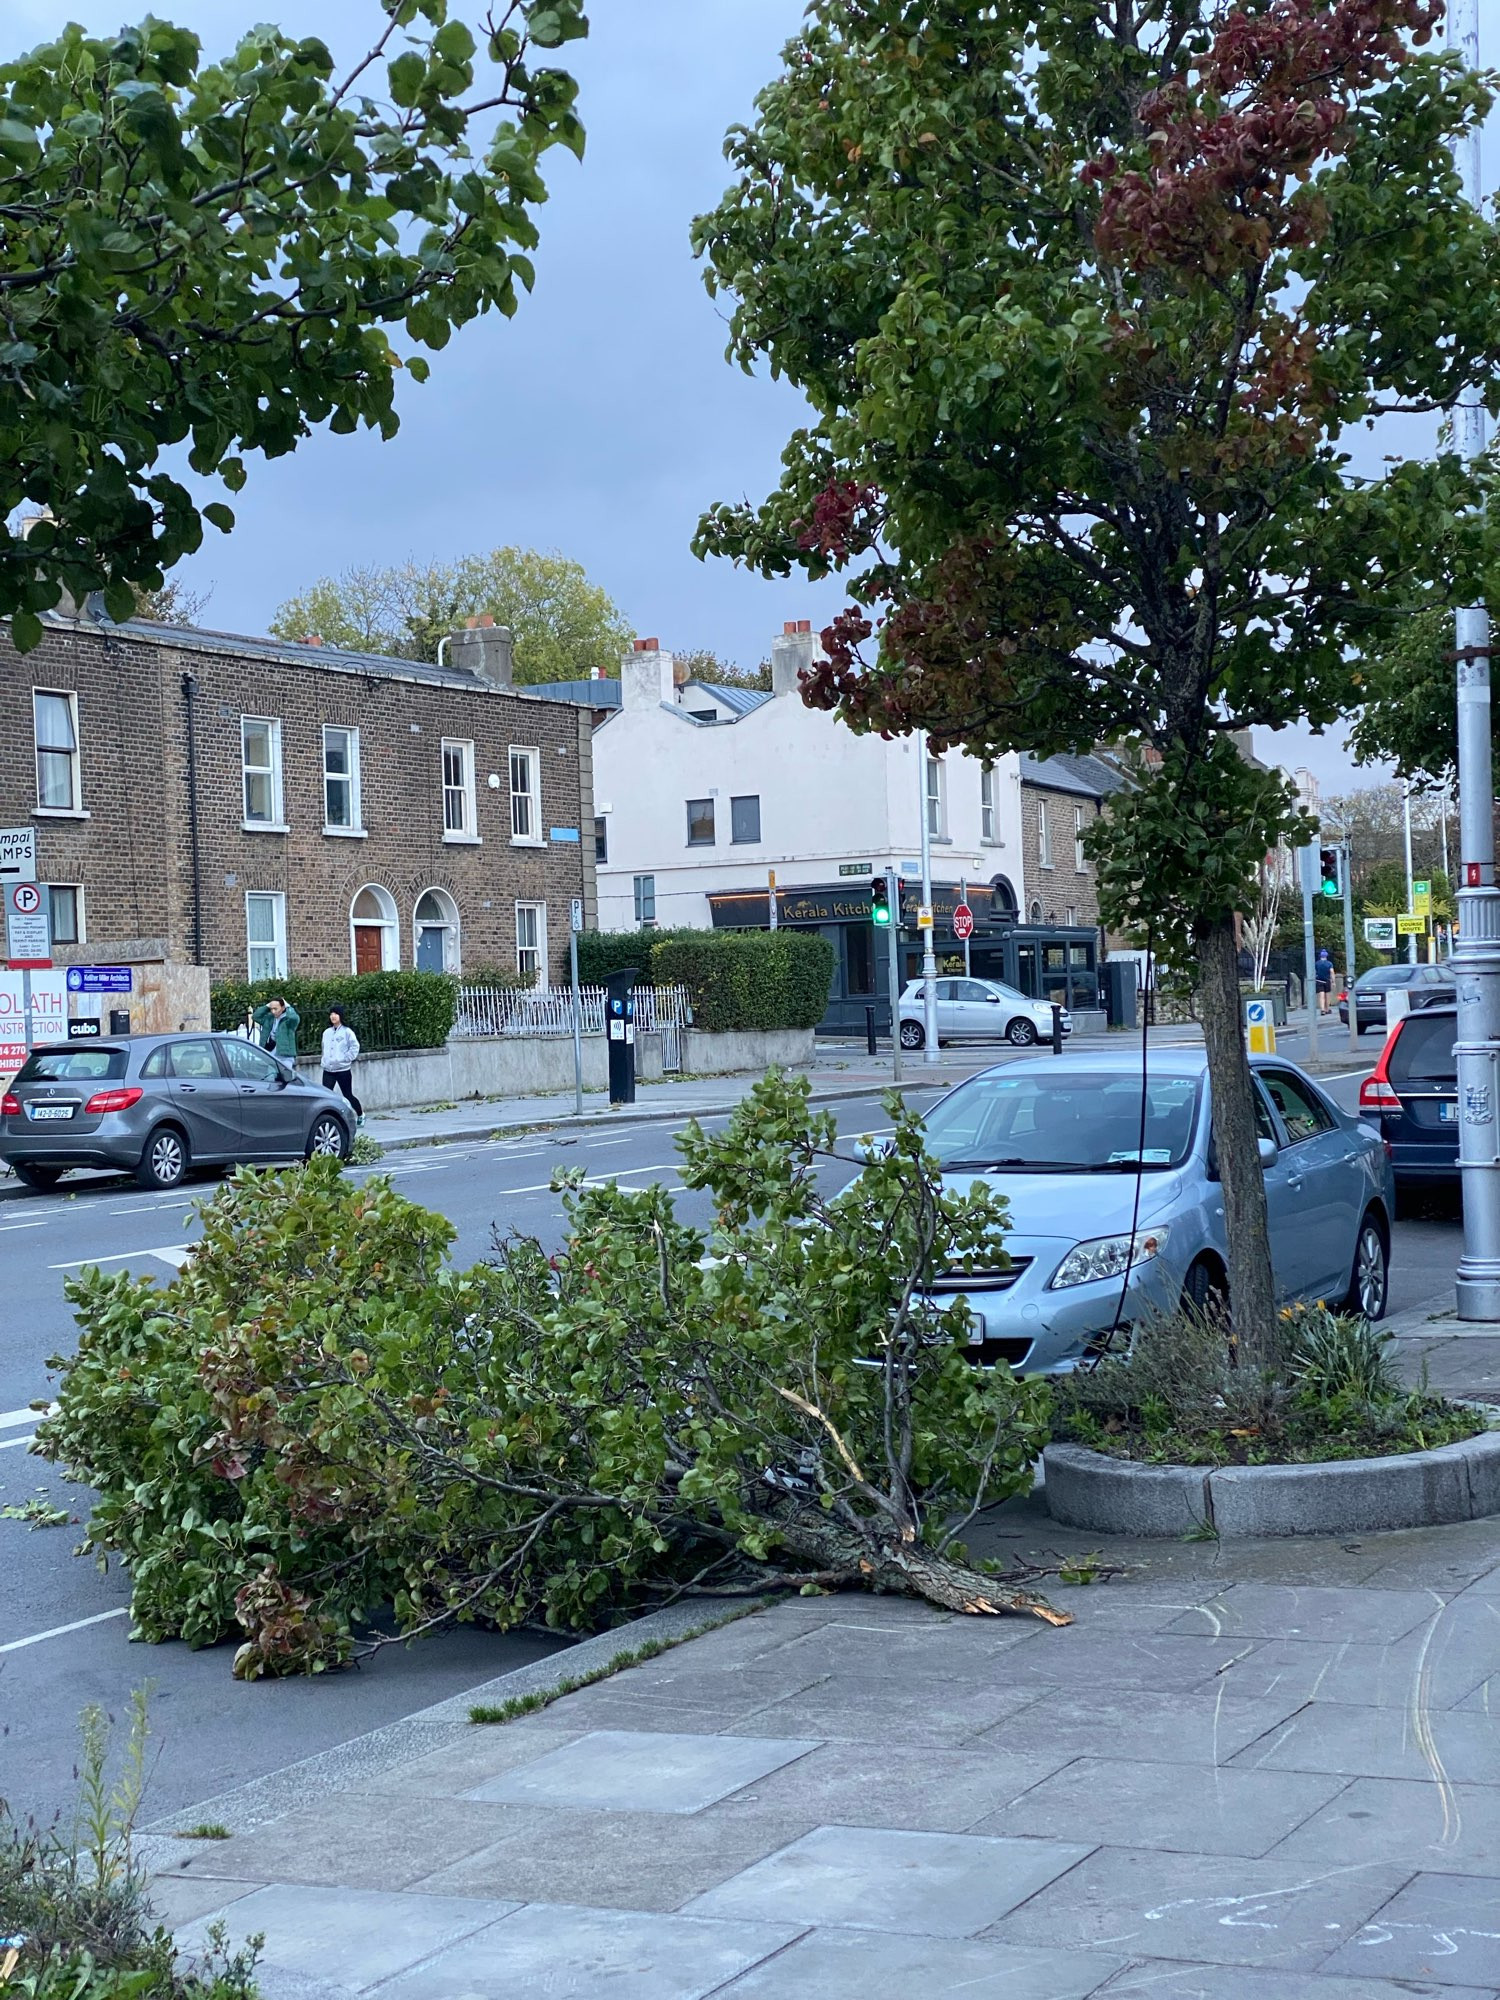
[11,0,1500,793]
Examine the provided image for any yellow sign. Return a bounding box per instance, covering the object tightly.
[916,905,934,931]
[1244,997,1276,1054]
[1412,882,1431,917]
[1397,914,1428,936]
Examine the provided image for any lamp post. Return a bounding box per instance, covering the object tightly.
[917,733,940,1065]
[1448,0,1500,1321]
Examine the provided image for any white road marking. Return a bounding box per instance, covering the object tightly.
[49,1244,189,1272]
[0,1608,129,1655]
[0,1219,48,1233]
[0,1432,37,1451]
[0,1407,47,1430]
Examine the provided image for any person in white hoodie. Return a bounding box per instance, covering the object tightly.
[320,1005,363,1126]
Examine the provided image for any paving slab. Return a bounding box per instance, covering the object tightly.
[370,1902,802,2000]
[357,1723,585,1799]
[684,1823,1093,1936]
[977,1754,1346,1858]
[716,1928,1126,1999]
[726,1673,1051,1745]
[1203,1622,1497,1711]
[409,1805,815,1911]
[989,1845,1414,1971]
[702,1739,1070,1832]
[1095,1962,1494,1997]
[155,1793,516,1891]
[1229,1700,1500,1782]
[1270,1776,1500,1877]
[1322,1869,1500,1986]
[462,1728,817,1813]
[974,1687,1310,1768]
[1166,1582,1444,1645]
[174,1883,512,1993]
[939,1628,1261,1693]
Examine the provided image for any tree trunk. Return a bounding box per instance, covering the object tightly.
[1196,915,1280,1370]
[770,1515,1073,1625]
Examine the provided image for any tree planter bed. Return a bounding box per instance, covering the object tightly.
[1043,1432,1500,1539]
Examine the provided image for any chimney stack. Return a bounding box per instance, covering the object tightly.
[447,613,515,687]
[621,636,676,711]
[770,618,817,697]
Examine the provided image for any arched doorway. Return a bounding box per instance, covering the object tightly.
[414,888,460,974]
[350,885,398,973]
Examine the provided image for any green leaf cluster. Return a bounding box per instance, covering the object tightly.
[0,3,590,643]
[209,969,456,1053]
[38,1074,1055,1675]
[577,928,835,1032]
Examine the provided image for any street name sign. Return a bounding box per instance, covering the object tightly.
[0,828,36,881]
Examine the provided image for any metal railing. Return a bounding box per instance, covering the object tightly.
[453,982,691,1045]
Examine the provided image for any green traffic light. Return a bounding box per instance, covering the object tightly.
[871,875,892,927]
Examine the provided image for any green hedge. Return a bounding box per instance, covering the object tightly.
[651,930,834,1033]
[575,927,696,985]
[210,969,456,1053]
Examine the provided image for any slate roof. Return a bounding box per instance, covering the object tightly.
[528,678,623,708]
[1019,750,1130,798]
[697,682,774,716]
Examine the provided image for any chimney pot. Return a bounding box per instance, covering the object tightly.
[633,637,661,653]
[797,620,812,634]
[478,612,495,628]
[447,622,515,687]
[783,621,798,634]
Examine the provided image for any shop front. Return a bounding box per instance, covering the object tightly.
[708,876,1101,1036]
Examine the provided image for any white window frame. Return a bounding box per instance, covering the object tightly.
[509,745,541,845]
[1065,906,1078,927]
[515,900,548,986]
[48,882,84,946]
[241,717,285,831]
[980,765,997,845]
[442,738,479,842]
[245,890,288,981]
[1074,803,1087,872]
[322,724,363,836]
[925,755,946,840]
[1038,800,1053,869]
[33,688,84,816]
[633,875,656,925]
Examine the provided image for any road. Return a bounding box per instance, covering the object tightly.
[0,1052,1460,1831]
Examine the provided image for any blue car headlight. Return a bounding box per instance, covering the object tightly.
[1049,1225,1170,1290]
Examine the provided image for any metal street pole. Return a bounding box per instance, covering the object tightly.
[1300,843,1319,1063]
[1341,843,1358,1056]
[917,733,940,1064]
[768,869,778,932]
[960,876,971,978]
[1448,0,1500,1320]
[1402,780,1417,965]
[885,867,903,1085]
[568,919,584,1118]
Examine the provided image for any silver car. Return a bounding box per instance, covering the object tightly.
[918,1047,1392,1374]
[900,976,1071,1051]
[0,1033,354,1192]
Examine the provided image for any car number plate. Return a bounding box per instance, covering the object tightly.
[1439,1101,1459,1123]
[26,1103,74,1121]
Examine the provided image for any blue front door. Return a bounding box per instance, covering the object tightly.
[416,926,445,972]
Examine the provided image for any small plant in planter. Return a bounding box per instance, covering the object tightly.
[1052,1302,1484,1469]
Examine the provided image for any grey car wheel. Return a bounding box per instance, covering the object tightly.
[899,1021,925,1051]
[307,1113,349,1161]
[137,1124,188,1190]
[1343,1215,1388,1322]
[1006,1017,1038,1046]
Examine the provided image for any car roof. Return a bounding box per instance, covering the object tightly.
[965,1047,1212,1082]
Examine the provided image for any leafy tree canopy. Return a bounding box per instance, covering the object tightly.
[692,0,1500,1355]
[271,545,633,683]
[0,1,588,649]
[673,645,773,691]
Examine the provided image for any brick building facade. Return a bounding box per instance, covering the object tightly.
[1,610,597,987]
[1018,751,1127,932]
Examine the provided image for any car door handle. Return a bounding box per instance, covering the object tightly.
[178,1083,198,1093]
[238,1085,258,1096]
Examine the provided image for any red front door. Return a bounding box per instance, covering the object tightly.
[353,925,383,974]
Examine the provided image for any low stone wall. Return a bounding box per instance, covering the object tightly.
[1044,1434,1500,1539]
[295,1025,814,1112]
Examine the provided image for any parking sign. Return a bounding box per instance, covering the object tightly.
[5,880,51,967]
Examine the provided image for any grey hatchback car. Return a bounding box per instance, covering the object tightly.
[0,1033,354,1191]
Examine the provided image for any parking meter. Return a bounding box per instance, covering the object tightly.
[604,966,639,1105]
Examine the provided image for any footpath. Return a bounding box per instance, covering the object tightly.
[140,1286,1498,2000]
[360,1022,1217,1155]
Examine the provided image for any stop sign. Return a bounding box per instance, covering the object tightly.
[952,902,974,940]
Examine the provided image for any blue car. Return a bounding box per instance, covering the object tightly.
[1359,1004,1458,1190]
[917,1048,1394,1374]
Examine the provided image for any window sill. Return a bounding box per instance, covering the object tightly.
[510,836,545,849]
[443,833,483,846]
[686,842,716,850]
[980,837,1003,848]
[323,825,368,840]
[241,820,288,835]
[33,806,90,821]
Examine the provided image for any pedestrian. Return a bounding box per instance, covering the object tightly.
[251,1000,276,1051]
[1315,946,1334,1016]
[320,1005,363,1126]
[265,995,300,1061]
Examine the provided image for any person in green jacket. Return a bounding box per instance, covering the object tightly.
[262,996,300,1061]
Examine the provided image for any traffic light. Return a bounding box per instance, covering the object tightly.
[1319,847,1341,898]
[871,875,892,927]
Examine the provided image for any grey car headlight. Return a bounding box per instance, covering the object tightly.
[1050,1225,1170,1290]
